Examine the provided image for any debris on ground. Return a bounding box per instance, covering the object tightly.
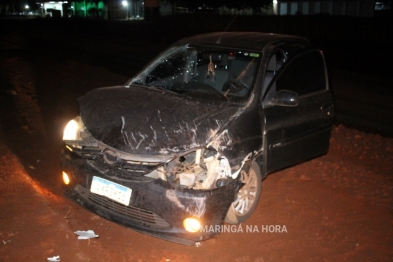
[74,230,99,240]
[47,255,60,261]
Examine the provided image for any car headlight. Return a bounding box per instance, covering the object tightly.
[63,116,83,141]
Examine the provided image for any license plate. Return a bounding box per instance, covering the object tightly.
[90,176,132,206]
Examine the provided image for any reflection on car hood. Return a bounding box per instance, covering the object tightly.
[79,85,240,156]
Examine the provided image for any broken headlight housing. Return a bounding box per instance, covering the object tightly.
[159,149,232,190]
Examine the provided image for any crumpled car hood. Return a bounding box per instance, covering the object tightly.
[78,85,240,156]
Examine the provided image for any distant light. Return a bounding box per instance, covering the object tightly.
[122,0,128,7]
[273,0,278,4]
[25,5,29,9]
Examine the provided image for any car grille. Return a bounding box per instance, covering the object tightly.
[87,157,159,179]
[74,184,170,229]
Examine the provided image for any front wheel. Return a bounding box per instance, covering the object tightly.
[225,162,262,224]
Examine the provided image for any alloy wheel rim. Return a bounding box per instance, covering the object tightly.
[231,169,258,216]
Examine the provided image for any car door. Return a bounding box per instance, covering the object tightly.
[262,49,334,174]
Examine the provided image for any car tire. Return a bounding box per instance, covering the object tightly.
[225,162,262,224]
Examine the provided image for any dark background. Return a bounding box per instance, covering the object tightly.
[0,15,392,261]
[2,15,392,133]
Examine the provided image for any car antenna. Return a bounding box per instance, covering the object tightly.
[216,3,246,44]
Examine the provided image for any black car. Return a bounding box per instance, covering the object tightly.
[61,32,334,245]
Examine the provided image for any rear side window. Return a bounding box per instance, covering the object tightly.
[276,50,326,96]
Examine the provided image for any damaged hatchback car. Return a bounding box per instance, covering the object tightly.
[61,32,334,245]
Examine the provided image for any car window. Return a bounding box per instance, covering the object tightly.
[144,48,191,85]
[262,49,287,94]
[275,50,327,96]
[131,45,261,103]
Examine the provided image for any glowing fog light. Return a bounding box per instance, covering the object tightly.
[62,171,70,185]
[183,218,201,233]
[63,116,82,141]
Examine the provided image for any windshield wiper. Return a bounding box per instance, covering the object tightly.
[150,85,179,95]
[131,81,144,86]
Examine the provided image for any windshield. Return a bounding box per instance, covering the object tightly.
[130,45,261,103]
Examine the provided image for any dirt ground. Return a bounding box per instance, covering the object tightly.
[0,19,392,261]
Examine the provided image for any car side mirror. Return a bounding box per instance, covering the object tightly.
[270,90,299,107]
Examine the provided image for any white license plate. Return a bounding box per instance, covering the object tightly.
[90,176,132,206]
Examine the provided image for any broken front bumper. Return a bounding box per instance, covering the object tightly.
[61,148,240,245]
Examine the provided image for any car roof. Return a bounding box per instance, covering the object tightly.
[174,32,310,51]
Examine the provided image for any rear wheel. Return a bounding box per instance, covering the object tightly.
[225,162,262,224]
